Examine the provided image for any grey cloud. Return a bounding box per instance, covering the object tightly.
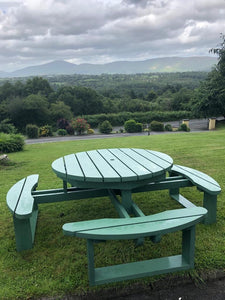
[0,0,224,71]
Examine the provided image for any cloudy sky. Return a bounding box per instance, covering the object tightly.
[0,0,224,71]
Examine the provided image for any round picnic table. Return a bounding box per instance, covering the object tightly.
[52,148,173,216]
[52,148,173,190]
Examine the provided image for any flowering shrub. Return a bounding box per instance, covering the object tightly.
[71,118,89,135]
[39,125,53,137]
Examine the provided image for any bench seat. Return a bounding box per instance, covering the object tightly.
[169,165,221,224]
[63,206,207,286]
[6,174,39,251]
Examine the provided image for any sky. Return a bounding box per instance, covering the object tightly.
[0,0,224,72]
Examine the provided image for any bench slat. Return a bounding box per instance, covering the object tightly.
[63,207,207,240]
[7,174,39,219]
[171,165,221,194]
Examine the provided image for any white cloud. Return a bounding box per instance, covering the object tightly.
[0,0,224,71]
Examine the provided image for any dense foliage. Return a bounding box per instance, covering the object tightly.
[0,62,221,133]
[194,35,225,117]
[0,132,24,152]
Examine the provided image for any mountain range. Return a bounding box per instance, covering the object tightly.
[0,56,217,78]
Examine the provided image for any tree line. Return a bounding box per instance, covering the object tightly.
[0,36,224,132]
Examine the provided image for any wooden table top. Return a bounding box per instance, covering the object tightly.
[52,148,173,189]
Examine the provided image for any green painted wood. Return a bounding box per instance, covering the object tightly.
[108,148,153,179]
[93,254,189,285]
[7,177,26,213]
[87,150,121,182]
[14,175,39,218]
[51,157,67,181]
[63,207,207,240]
[96,149,138,181]
[7,175,39,218]
[64,154,84,181]
[171,165,221,194]
[76,151,103,182]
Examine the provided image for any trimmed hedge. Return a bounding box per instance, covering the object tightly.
[82,111,193,128]
[0,133,24,153]
[26,124,39,139]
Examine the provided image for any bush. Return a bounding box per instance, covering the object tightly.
[0,133,24,153]
[0,119,16,134]
[178,123,190,132]
[150,121,164,131]
[124,119,137,133]
[66,125,74,135]
[57,129,67,136]
[71,118,89,135]
[87,128,95,134]
[136,122,143,132]
[26,124,39,139]
[39,125,53,137]
[99,120,113,134]
[57,118,70,129]
[165,124,173,131]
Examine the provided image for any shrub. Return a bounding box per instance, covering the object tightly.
[39,125,53,137]
[57,118,70,129]
[124,119,137,133]
[165,124,173,131]
[99,120,113,134]
[57,129,67,136]
[136,122,143,132]
[0,133,24,153]
[0,119,16,134]
[26,124,39,139]
[178,123,190,132]
[87,128,95,134]
[66,125,74,135]
[150,121,164,131]
[71,118,89,135]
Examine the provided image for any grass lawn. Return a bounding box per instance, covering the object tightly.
[1,130,225,299]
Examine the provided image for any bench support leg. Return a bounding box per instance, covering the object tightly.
[182,226,195,268]
[13,204,38,251]
[203,193,217,224]
[87,239,95,286]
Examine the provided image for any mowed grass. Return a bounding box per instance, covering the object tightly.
[1,130,225,299]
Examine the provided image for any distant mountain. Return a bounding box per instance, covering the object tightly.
[0,56,217,78]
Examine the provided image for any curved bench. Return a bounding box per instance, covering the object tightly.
[63,206,207,286]
[6,174,39,251]
[169,165,221,224]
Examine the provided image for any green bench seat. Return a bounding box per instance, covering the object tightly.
[169,165,221,224]
[6,174,39,251]
[63,206,207,286]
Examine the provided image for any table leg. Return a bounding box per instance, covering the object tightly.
[121,190,133,214]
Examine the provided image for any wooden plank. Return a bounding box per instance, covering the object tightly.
[94,255,189,285]
[108,148,152,180]
[63,207,207,240]
[97,149,138,182]
[51,157,67,181]
[87,150,121,182]
[133,148,173,171]
[74,215,204,240]
[118,148,163,175]
[172,165,221,194]
[6,178,26,213]
[15,175,39,218]
[76,151,103,182]
[64,154,84,181]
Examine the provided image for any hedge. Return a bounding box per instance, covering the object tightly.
[0,133,25,153]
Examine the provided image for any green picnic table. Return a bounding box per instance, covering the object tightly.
[6,148,221,285]
[52,148,173,218]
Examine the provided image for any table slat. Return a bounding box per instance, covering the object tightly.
[97,149,138,181]
[64,154,84,181]
[76,152,103,182]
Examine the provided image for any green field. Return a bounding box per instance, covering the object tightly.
[1,130,225,299]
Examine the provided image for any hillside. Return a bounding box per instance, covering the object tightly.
[0,56,217,77]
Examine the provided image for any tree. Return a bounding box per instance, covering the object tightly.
[195,34,225,117]
[50,101,73,123]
